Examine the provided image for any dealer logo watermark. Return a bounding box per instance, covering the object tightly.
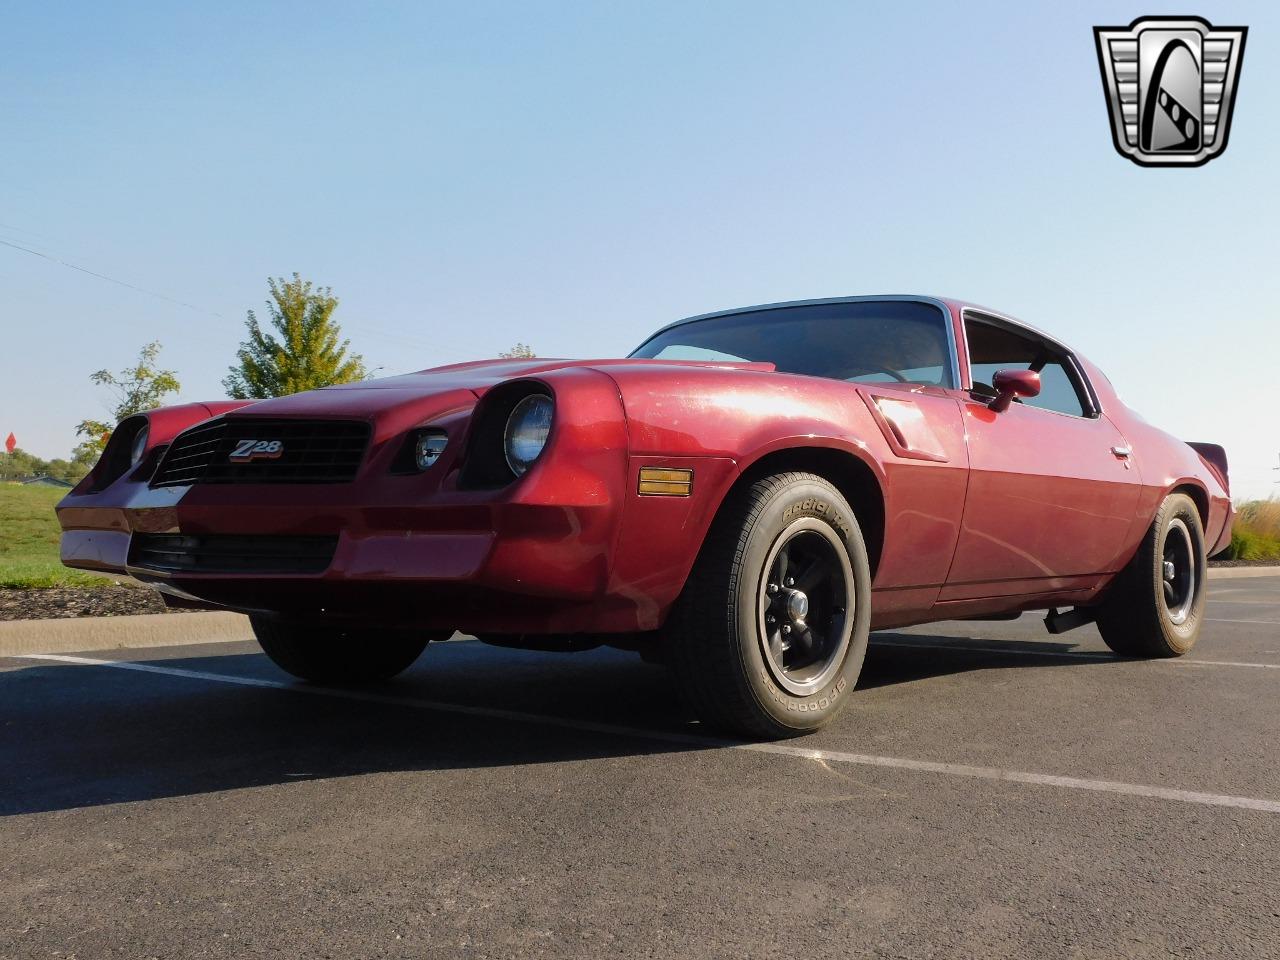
[1094,16,1247,167]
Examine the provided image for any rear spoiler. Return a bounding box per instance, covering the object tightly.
[1187,442,1229,495]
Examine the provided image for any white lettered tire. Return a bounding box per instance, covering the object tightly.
[1096,493,1207,657]
[667,472,872,738]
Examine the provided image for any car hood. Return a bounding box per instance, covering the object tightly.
[337,357,777,392]
[223,358,777,420]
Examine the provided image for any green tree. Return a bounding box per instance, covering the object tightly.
[44,459,72,482]
[499,342,536,358]
[74,341,181,455]
[70,444,100,475]
[0,448,43,481]
[53,446,97,482]
[223,274,367,399]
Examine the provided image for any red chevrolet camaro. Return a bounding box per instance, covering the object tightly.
[58,296,1233,737]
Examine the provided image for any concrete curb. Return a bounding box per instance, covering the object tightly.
[0,612,251,658]
[1208,566,1280,580]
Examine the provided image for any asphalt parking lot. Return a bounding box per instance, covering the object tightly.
[2,578,1278,959]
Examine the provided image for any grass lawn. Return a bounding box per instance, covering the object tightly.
[0,483,113,588]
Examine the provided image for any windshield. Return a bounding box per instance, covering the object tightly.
[630,300,956,387]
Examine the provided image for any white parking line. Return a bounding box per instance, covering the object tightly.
[874,639,1280,669]
[18,653,1280,815]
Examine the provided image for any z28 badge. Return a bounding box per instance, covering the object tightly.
[229,439,284,462]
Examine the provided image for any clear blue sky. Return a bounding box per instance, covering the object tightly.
[2,1,1276,497]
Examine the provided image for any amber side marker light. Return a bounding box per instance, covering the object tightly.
[638,467,693,497]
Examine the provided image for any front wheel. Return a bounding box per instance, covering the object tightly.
[1096,492,1207,657]
[667,472,872,739]
[252,617,444,683]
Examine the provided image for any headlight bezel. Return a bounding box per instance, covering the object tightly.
[457,380,557,489]
[130,424,150,468]
[83,414,151,492]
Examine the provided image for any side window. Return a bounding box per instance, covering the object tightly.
[965,320,1090,417]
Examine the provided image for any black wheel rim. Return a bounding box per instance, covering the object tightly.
[1162,518,1197,626]
[756,518,854,696]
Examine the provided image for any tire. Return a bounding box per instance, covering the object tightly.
[667,472,872,739]
[1096,493,1207,658]
[251,617,441,683]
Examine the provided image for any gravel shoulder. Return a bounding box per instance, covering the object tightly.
[0,585,188,621]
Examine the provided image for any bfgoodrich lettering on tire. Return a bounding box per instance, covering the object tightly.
[1096,492,1207,657]
[667,471,872,738]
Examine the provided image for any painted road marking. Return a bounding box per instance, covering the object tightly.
[17,653,1280,815]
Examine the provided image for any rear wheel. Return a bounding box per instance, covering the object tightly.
[1096,493,1207,657]
[251,617,443,683]
[667,472,872,739]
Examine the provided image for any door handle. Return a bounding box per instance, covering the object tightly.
[1111,446,1131,459]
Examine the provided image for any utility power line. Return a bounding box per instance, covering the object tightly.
[0,236,223,318]
[1,233,498,367]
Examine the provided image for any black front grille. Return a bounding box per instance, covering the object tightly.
[151,418,370,487]
[129,534,338,575]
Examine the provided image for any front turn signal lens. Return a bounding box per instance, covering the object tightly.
[638,467,693,497]
[415,430,448,470]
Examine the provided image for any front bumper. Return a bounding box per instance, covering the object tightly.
[59,493,625,632]
[58,460,731,635]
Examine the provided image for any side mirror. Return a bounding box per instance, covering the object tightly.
[989,369,1041,413]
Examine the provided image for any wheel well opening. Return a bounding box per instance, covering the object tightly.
[1172,483,1209,529]
[734,448,885,576]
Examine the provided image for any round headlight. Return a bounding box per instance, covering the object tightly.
[130,425,150,467]
[503,394,554,477]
